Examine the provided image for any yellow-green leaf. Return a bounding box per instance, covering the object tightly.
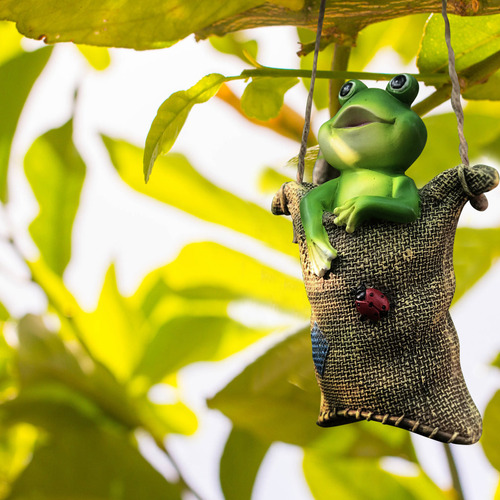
[241,77,299,121]
[258,166,293,194]
[220,428,270,500]
[408,112,500,187]
[143,73,226,181]
[0,302,9,321]
[209,33,258,64]
[208,327,324,445]
[482,390,500,471]
[0,20,23,66]
[24,120,85,276]
[86,265,147,381]
[1,399,182,499]
[0,0,264,49]
[350,14,429,70]
[135,316,269,385]
[155,242,308,317]
[106,137,298,258]
[76,44,111,70]
[15,314,141,431]
[0,423,38,496]
[0,47,52,202]
[303,453,447,500]
[140,399,198,437]
[454,228,500,304]
[209,326,417,457]
[298,28,335,111]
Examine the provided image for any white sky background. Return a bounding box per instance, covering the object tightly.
[2,25,500,500]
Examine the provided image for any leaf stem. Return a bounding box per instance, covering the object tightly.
[443,443,465,500]
[229,66,449,85]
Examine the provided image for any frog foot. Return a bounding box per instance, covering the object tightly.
[307,239,338,277]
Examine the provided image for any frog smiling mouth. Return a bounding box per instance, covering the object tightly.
[333,106,395,129]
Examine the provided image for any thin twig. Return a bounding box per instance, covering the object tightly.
[444,444,466,500]
[329,44,351,117]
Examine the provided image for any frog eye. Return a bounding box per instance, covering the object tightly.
[386,74,419,105]
[338,80,368,105]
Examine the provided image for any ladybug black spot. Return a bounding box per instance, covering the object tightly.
[369,302,373,307]
[382,305,386,310]
[369,293,374,297]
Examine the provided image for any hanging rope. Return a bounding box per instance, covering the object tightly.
[297,0,327,184]
[441,0,488,211]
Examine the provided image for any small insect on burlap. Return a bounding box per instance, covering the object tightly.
[272,75,499,444]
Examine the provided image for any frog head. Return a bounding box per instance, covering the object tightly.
[318,74,427,174]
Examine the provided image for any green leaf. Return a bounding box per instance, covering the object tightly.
[106,137,298,258]
[482,390,500,472]
[220,428,270,500]
[1,399,182,500]
[135,316,269,384]
[76,44,111,70]
[0,47,52,202]
[419,13,500,74]
[454,228,500,304]
[0,0,266,49]
[24,120,86,276]
[143,73,226,181]
[303,452,447,500]
[241,77,299,121]
[209,33,258,64]
[417,13,500,97]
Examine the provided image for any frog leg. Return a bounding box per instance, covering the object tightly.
[300,179,339,277]
[333,175,420,233]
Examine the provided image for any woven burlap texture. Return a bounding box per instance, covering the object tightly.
[272,164,499,444]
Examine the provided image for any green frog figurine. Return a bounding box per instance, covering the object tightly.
[300,74,427,276]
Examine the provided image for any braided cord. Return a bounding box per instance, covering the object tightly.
[297,0,327,184]
[441,0,487,210]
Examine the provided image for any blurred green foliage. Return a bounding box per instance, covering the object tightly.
[0,5,499,500]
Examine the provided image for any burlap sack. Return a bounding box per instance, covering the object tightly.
[272,164,498,444]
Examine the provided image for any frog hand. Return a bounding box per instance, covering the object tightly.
[333,197,366,233]
[306,236,338,277]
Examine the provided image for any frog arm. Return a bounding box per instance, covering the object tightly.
[333,175,420,233]
[299,179,339,277]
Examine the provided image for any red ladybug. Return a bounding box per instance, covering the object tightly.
[355,284,390,322]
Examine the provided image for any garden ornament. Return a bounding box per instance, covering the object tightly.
[272,74,498,444]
